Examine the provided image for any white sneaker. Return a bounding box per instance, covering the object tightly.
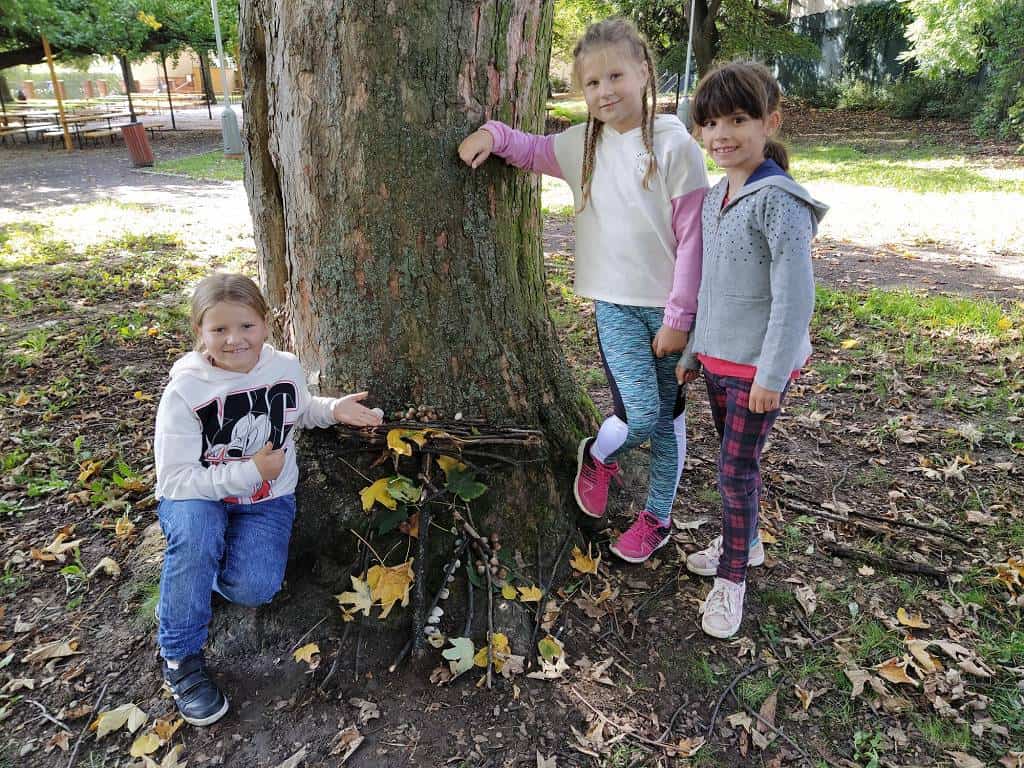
[686,535,765,577]
[701,577,746,639]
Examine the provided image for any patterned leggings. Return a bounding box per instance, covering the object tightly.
[704,371,787,583]
[593,301,686,524]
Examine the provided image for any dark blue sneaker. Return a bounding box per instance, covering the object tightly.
[162,654,229,726]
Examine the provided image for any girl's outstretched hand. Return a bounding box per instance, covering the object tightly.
[675,363,701,385]
[458,129,494,169]
[333,392,385,427]
[652,326,689,358]
[748,384,781,413]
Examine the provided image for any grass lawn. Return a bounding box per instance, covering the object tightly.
[153,150,244,182]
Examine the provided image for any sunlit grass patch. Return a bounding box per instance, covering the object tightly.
[788,143,1024,194]
[153,150,243,182]
[541,175,574,217]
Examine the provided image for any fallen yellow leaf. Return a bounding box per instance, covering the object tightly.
[436,455,467,476]
[133,391,153,402]
[130,732,161,757]
[997,317,1012,331]
[517,585,543,602]
[293,643,320,664]
[896,607,930,629]
[151,715,183,742]
[386,429,427,456]
[501,583,517,600]
[570,544,599,575]
[336,575,374,617]
[115,516,135,539]
[366,559,414,618]
[359,478,397,512]
[474,632,511,671]
[840,338,860,349]
[78,459,103,484]
[13,391,31,407]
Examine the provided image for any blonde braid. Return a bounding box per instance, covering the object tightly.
[580,116,604,212]
[640,46,658,189]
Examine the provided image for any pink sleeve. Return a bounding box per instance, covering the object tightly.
[663,186,706,331]
[481,120,564,179]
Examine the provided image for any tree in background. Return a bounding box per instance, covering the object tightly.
[0,0,235,72]
[902,0,1023,142]
[553,0,817,86]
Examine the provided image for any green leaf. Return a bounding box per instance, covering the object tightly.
[373,506,408,536]
[441,637,475,678]
[386,475,420,503]
[445,467,487,501]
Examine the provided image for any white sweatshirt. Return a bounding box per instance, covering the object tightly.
[154,344,340,504]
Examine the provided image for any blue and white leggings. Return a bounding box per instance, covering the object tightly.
[590,300,687,524]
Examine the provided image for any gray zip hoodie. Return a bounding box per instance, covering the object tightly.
[681,160,828,392]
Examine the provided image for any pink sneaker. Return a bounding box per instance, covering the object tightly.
[610,511,671,563]
[573,437,620,519]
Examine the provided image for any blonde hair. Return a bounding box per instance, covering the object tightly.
[571,18,659,211]
[190,273,269,350]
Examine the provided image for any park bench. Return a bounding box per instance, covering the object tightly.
[0,126,25,145]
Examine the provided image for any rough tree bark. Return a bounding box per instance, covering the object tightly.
[238,0,594,659]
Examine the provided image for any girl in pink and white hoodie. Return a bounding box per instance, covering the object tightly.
[458,19,708,563]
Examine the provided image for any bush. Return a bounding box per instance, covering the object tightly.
[836,79,891,111]
[888,75,979,119]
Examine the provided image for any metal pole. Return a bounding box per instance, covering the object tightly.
[119,55,137,122]
[161,50,177,130]
[210,0,242,157]
[41,34,73,151]
[676,0,698,129]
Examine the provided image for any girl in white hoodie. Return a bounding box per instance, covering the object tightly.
[153,273,381,725]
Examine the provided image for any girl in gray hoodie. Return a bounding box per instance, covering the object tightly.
[676,62,828,639]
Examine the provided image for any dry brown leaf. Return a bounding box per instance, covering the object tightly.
[794,584,817,616]
[22,638,80,664]
[794,681,818,711]
[675,736,705,757]
[998,752,1024,768]
[329,725,364,762]
[844,667,873,699]
[46,730,71,753]
[906,639,942,674]
[130,732,161,757]
[151,715,183,742]
[875,657,919,687]
[946,751,985,768]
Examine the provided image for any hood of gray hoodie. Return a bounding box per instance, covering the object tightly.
[721,162,829,224]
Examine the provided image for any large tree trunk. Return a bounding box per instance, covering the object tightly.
[238,0,593,664]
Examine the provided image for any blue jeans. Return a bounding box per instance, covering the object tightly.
[157,495,296,660]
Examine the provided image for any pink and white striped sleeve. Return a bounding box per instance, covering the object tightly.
[481,120,564,179]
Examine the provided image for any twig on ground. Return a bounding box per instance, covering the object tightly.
[287,615,328,655]
[529,526,574,664]
[463,561,475,637]
[571,686,675,751]
[781,489,971,546]
[485,563,494,689]
[823,542,948,582]
[25,698,72,732]
[700,660,767,742]
[66,679,109,768]
[412,455,434,658]
[730,690,815,767]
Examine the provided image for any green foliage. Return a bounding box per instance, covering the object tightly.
[716,0,820,63]
[552,0,617,69]
[902,0,1023,143]
[842,0,913,81]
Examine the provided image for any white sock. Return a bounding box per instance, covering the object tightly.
[591,415,629,464]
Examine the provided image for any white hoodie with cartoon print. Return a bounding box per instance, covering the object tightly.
[154,343,339,504]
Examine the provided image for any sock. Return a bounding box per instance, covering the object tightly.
[591,415,629,464]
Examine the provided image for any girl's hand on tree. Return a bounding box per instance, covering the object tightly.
[458,129,494,169]
[253,442,285,481]
[333,392,385,427]
[652,326,689,358]
[675,363,701,385]
[748,384,781,414]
